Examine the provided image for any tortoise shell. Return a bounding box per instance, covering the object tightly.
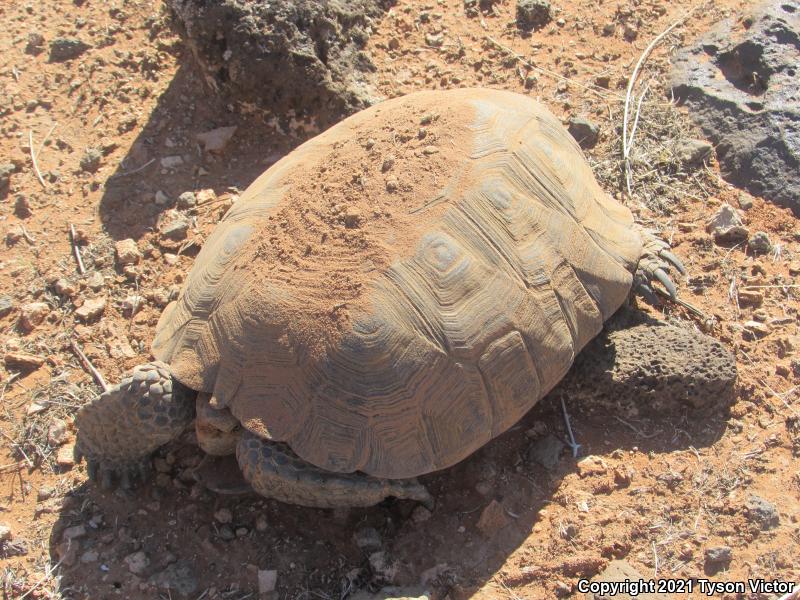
[152,88,642,478]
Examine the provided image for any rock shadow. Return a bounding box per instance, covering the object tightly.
[97,60,307,244]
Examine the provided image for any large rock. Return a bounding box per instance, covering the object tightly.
[671,0,800,214]
[167,0,389,127]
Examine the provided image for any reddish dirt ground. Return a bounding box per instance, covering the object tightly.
[1,0,799,599]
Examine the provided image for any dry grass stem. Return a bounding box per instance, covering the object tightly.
[29,130,47,188]
[68,224,86,275]
[69,338,108,392]
[484,36,623,101]
[622,2,706,195]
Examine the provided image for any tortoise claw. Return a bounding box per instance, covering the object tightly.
[633,277,659,306]
[659,249,686,275]
[83,455,152,492]
[119,470,133,490]
[653,267,677,299]
[87,458,99,482]
[634,227,685,304]
[100,468,114,490]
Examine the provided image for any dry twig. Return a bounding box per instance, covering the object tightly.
[29,130,47,188]
[622,3,706,195]
[69,224,86,275]
[36,122,57,157]
[109,157,155,178]
[70,338,108,392]
[0,429,34,468]
[17,559,63,600]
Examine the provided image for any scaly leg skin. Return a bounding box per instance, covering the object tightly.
[237,431,434,509]
[75,361,195,490]
[632,226,686,303]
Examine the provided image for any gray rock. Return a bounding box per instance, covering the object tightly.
[745,494,780,530]
[706,203,749,244]
[177,191,197,209]
[567,117,600,148]
[214,507,233,524]
[737,193,753,211]
[161,215,190,240]
[527,433,564,469]
[151,561,199,597]
[671,0,800,214]
[166,0,389,127]
[196,126,237,153]
[516,0,552,32]
[748,231,772,254]
[0,163,15,187]
[74,297,106,322]
[37,486,54,501]
[160,155,184,169]
[80,550,99,563]
[425,32,444,48]
[79,148,102,173]
[49,38,91,62]
[25,33,45,55]
[218,525,236,541]
[154,190,170,206]
[15,196,32,218]
[62,524,86,540]
[676,139,713,167]
[704,545,732,572]
[257,569,277,594]
[0,296,14,318]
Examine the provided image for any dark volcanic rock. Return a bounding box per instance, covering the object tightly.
[167,0,390,127]
[671,0,800,214]
[516,0,552,32]
[744,494,780,530]
[567,116,600,148]
[49,38,91,62]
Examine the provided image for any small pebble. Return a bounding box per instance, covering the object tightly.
[115,238,142,266]
[214,508,233,524]
[63,524,86,540]
[74,297,106,322]
[124,550,149,574]
[258,569,277,593]
[19,302,50,331]
[255,515,268,532]
[748,231,772,254]
[79,148,102,173]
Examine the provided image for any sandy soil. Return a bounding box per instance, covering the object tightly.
[1,0,798,599]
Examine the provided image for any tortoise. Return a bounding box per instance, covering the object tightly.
[75,88,735,507]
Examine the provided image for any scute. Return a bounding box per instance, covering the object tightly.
[152,88,642,479]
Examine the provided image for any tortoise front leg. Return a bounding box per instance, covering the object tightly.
[237,431,434,509]
[75,362,195,489]
[632,226,686,302]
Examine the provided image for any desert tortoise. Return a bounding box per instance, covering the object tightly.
[75,88,734,507]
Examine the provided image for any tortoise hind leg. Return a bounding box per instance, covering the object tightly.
[75,361,195,489]
[237,431,433,509]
